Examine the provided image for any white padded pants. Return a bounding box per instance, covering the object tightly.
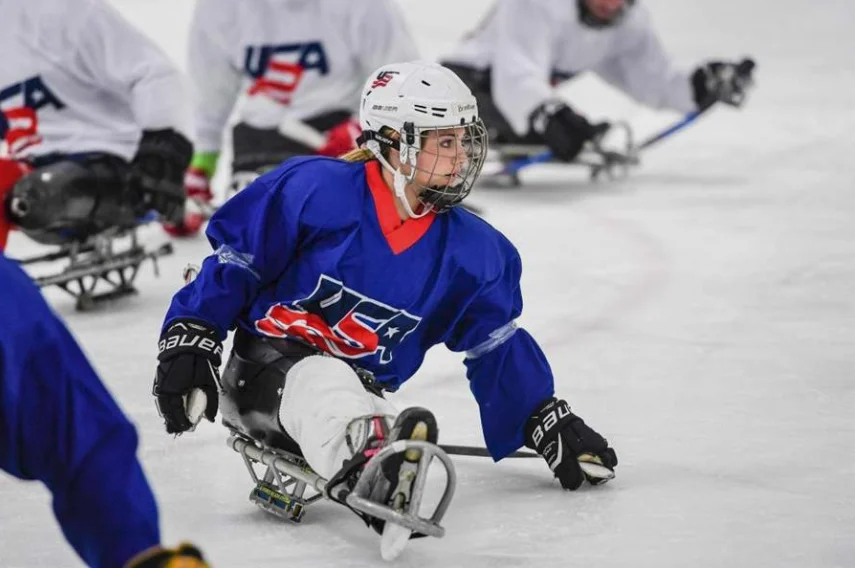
[278,355,397,479]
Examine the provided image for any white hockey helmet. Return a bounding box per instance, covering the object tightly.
[357,61,487,217]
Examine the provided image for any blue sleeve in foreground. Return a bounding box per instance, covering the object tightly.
[442,231,555,460]
[0,255,159,567]
[465,329,555,460]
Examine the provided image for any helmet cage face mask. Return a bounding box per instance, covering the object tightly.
[358,62,488,217]
[359,119,488,214]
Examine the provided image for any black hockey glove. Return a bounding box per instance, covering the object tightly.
[153,319,222,434]
[128,128,193,225]
[524,398,618,490]
[691,58,756,109]
[530,101,603,162]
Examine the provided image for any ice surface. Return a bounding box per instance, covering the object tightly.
[2,1,854,566]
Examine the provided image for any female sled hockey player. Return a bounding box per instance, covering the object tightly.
[153,61,618,550]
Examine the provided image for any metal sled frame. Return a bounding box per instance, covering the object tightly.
[345,439,456,538]
[229,434,324,523]
[16,228,173,311]
[227,432,456,537]
[485,120,638,186]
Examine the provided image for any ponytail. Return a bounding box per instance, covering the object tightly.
[339,126,399,163]
[340,148,375,163]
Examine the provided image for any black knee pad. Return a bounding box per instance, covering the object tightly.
[220,329,388,453]
[231,123,312,174]
[220,330,318,454]
[10,155,136,245]
[231,110,352,173]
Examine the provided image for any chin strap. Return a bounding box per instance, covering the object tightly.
[361,127,433,219]
[356,130,399,151]
[387,155,431,220]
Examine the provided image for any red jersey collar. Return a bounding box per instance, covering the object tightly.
[365,160,435,254]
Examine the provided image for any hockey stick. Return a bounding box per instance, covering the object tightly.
[500,107,708,178]
[499,57,756,178]
[441,444,616,481]
[440,444,538,458]
[633,57,755,152]
[634,105,710,152]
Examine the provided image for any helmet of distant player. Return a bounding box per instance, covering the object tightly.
[578,0,635,28]
[358,61,488,218]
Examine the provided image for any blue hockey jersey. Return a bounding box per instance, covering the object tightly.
[166,157,555,459]
[0,255,159,567]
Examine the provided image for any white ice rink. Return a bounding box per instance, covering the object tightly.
[2,0,854,566]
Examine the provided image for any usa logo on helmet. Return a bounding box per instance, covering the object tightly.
[370,71,399,89]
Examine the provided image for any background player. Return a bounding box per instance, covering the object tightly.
[0,0,192,251]
[171,0,420,235]
[442,0,755,162]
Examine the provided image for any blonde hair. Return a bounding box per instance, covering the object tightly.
[340,147,375,163]
[340,127,399,163]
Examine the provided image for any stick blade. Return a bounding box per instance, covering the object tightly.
[185,388,207,431]
[380,522,413,561]
[578,453,616,484]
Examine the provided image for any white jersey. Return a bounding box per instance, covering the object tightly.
[0,0,190,161]
[444,0,696,135]
[188,0,420,153]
